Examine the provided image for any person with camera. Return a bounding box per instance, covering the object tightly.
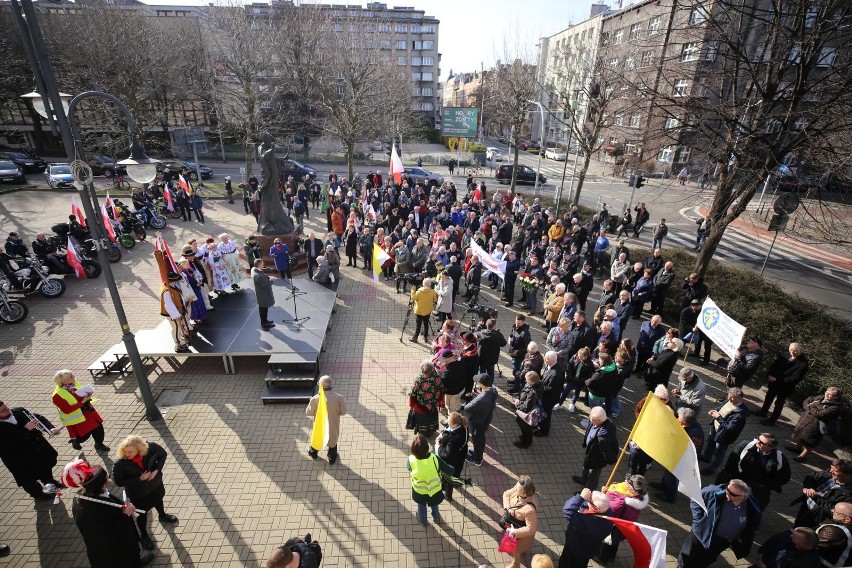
[475,318,507,382]
[410,277,438,343]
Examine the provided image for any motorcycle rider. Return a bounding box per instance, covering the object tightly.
[32,233,70,274]
[0,251,23,290]
[4,232,29,259]
[131,187,155,225]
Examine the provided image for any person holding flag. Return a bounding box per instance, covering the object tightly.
[306,376,347,465]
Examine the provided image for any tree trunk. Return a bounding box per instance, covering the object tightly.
[346,140,354,181]
[244,82,256,179]
[572,152,593,207]
[510,145,520,193]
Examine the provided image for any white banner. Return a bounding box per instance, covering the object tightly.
[696,297,746,360]
[470,240,506,281]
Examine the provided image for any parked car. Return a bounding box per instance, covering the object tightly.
[370,140,384,152]
[403,167,444,187]
[544,147,567,161]
[45,163,75,189]
[87,154,126,177]
[776,175,817,193]
[0,160,26,184]
[0,151,47,173]
[495,164,547,185]
[486,147,503,162]
[276,158,317,181]
[157,160,214,180]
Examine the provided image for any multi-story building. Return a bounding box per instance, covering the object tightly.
[441,71,484,110]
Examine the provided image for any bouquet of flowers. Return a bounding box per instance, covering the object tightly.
[518,272,540,293]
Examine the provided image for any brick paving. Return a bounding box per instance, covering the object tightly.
[0,189,836,567]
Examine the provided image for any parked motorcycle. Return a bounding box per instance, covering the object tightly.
[0,280,28,324]
[51,222,121,264]
[155,197,183,220]
[48,225,103,278]
[135,204,167,230]
[113,200,147,242]
[6,255,66,298]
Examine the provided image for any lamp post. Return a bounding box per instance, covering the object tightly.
[527,100,545,197]
[14,0,162,421]
[556,90,580,216]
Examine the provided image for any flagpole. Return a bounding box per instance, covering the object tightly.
[604,392,654,488]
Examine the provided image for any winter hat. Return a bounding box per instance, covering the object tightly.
[626,474,648,497]
[61,458,106,491]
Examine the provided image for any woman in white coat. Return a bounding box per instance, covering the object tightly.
[435,271,454,322]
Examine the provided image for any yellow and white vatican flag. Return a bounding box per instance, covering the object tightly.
[310,387,329,451]
[373,243,390,282]
[631,393,706,512]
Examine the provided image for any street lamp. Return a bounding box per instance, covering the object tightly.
[21,90,71,122]
[527,100,545,197]
[556,90,579,216]
[13,0,162,421]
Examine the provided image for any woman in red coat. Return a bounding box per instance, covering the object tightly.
[51,369,109,452]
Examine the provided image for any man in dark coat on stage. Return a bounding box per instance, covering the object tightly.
[71,462,155,567]
[0,401,63,500]
[252,259,276,329]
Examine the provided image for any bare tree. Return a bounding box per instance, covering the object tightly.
[646,0,852,276]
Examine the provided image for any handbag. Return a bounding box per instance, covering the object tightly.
[498,531,519,554]
[515,399,546,428]
[405,409,416,430]
[499,503,534,529]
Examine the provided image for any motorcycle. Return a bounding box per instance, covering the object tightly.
[113,200,147,242]
[48,224,103,278]
[155,197,183,220]
[51,222,121,264]
[6,255,66,298]
[0,281,27,324]
[135,204,167,230]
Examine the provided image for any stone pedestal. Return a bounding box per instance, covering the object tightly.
[239,231,308,276]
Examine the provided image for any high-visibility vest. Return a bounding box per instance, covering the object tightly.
[409,454,442,497]
[52,383,86,427]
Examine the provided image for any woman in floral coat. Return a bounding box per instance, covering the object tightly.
[205,242,232,294]
[409,360,444,437]
[218,233,241,290]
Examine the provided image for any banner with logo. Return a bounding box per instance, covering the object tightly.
[696,297,746,360]
[470,240,506,281]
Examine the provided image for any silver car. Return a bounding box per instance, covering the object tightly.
[403,166,444,187]
[45,163,75,189]
[0,160,26,184]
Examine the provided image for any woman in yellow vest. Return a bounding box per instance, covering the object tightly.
[406,433,454,526]
[51,370,109,452]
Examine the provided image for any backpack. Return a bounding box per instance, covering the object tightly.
[283,533,322,567]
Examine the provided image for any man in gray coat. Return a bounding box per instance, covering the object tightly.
[462,373,498,467]
[252,259,275,329]
[306,375,347,464]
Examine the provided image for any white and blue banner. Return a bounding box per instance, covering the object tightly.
[696,297,746,359]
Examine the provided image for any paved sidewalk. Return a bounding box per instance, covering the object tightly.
[0,191,836,567]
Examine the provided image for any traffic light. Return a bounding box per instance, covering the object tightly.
[635,175,646,189]
[627,174,636,186]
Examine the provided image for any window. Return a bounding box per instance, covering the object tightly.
[421,25,436,33]
[629,113,641,128]
[764,118,783,134]
[421,72,433,81]
[658,146,673,161]
[411,72,421,81]
[421,102,434,111]
[422,56,434,65]
[694,76,709,97]
[411,56,421,65]
[411,25,421,33]
[332,9,341,16]
[665,116,681,129]
[423,40,434,49]
[412,41,422,49]
[681,42,699,61]
[398,56,407,65]
[805,6,820,28]
[608,57,619,69]
[690,3,707,24]
[648,16,661,35]
[793,116,809,131]
[336,85,345,96]
[395,24,408,33]
[605,85,614,98]
[364,24,375,32]
[349,24,358,32]
[675,147,691,163]
[705,41,718,61]
[614,113,624,126]
[620,83,629,98]
[613,28,624,44]
[641,50,654,67]
[629,23,640,40]
[673,79,690,96]
[624,57,635,70]
[333,23,343,32]
[380,40,391,49]
[635,85,647,98]
[818,47,837,67]
[396,40,407,49]
[379,23,391,32]
[421,87,433,96]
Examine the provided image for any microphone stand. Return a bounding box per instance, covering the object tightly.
[282,283,310,330]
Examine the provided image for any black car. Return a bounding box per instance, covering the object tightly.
[495,164,546,185]
[87,154,126,177]
[276,158,317,181]
[157,160,214,180]
[0,160,26,184]
[0,151,47,173]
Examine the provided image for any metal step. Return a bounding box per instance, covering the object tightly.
[267,352,318,367]
[260,383,316,404]
[265,368,318,383]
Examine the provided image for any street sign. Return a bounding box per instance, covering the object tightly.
[441,107,479,138]
[240,167,246,175]
[773,192,800,215]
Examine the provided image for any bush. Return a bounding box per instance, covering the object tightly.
[629,246,852,405]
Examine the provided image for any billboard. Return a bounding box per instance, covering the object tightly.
[442,107,479,138]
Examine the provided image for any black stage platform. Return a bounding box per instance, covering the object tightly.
[128,276,337,374]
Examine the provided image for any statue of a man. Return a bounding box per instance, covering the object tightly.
[257,132,295,235]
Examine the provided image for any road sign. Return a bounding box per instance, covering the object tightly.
[441,107,479,138]
[773,192,800,215]
[240,167,246,175]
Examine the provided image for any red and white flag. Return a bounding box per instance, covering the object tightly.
[71,196,87,228]
[66,236,87,279]
[604,517,667,568]
[105,192,119,220]
[100,205,116,243]
[178,175,192,194]
[389,143,404,186]
[162,186,175,212]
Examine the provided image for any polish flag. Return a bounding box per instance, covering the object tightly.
[604,518,667,568]
[100,205,116,243]
[389,142,404,186]
[162,186,175,212]
[66,236,86,279]
[105,193,119,220]
[178,175,192,194]
[71,196,87,228]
